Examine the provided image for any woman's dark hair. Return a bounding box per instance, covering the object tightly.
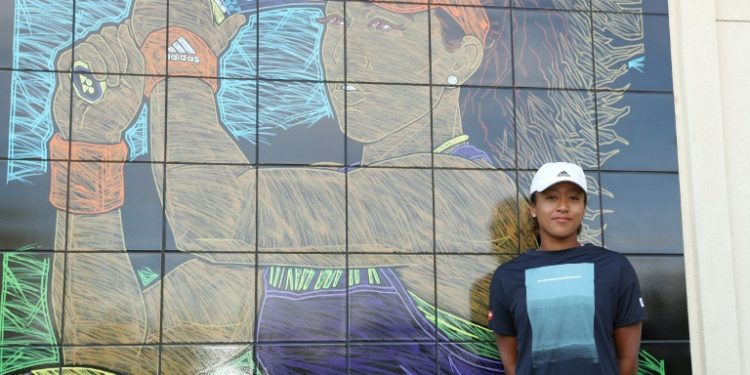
[433,7,515,168]
[434,7,512,85]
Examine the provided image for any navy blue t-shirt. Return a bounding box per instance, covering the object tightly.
[488,244,645,375]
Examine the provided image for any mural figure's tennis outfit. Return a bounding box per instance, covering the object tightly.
[489,244,645,374]
[257,267,505,374]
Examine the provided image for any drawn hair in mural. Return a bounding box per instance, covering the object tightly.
[458,0,642,244]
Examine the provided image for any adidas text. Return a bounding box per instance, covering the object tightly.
[167,53,200,64]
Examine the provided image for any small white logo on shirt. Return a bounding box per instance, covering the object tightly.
[639,297,645,308]
[537,274,582,283]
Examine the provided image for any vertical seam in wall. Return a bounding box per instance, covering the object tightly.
[427,2,438,369]
[510,0,522,254]
[157,2,171,372]
[588,1,605,248]
[343,1,350,372]
[253,0,260,371]
[58,0,77,370]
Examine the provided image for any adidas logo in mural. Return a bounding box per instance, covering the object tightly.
[168,36,200,64]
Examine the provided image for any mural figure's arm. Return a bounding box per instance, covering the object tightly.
[142,2,253,258]
[47,21,157,374]
[147,78,260,256]
[49,21,146,247]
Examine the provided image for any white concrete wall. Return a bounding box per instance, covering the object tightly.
[716,4,750,375]
[669,0,750,373]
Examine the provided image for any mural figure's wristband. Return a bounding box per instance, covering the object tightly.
[49,133,128,215]
[140,27,219,96]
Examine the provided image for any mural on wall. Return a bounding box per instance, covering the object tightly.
[1,0,683,374]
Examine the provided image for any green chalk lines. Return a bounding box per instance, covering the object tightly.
[1,248,59,375]
[0,254,667,375]
[409,290,668,375]
[266,266,383,291]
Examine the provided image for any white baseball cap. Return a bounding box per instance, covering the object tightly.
[529,162,587,195]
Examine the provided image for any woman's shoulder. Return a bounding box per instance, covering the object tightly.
[580,244,634,269]
[587,243,628,256]
[493,251,542,275]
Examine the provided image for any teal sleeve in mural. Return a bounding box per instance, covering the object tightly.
[8,1,331,178]
[123,103,150,160]
[525,263,597,366]
[218,6,332,145]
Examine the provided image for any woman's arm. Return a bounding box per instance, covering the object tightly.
[495,333,518,375]
[614,322,642,375]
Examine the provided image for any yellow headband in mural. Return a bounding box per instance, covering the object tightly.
[372,1,490,46]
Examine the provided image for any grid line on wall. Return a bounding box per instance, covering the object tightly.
[0,157,685,176]
[253,0,261,371]
[588,0,605,247]
[0,156,683,175]
[0,334,691,348]
[0,69,678,96]
[343,1,351,373]
[509,0,523,253]
[0,250,690,258]
[56,2,76,374]
[156,1,171,372]
[427,3,441,372]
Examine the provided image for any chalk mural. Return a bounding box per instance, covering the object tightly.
[0,0,687,374]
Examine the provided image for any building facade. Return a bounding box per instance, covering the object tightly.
[0,0,706,373]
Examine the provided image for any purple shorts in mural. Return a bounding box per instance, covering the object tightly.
[256,267,505,374]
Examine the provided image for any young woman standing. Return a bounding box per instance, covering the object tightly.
[489,162,645,375]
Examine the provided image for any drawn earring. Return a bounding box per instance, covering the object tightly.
[447,75,458,85]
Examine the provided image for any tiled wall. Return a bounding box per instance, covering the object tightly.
[0,0,689,373]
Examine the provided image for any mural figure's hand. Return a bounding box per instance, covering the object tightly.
[130,0,168,45]
[168,0,247,56]
[52,22,145,144]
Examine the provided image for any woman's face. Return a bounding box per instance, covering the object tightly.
[319,2,438,143]
[531,182,586,246]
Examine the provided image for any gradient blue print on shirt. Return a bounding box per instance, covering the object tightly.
[525,263,597,366]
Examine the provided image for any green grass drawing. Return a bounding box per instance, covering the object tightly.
[1,246,59,374]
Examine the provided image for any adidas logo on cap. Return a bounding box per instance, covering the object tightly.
[529,162,588,195]
[167,36,201,64]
